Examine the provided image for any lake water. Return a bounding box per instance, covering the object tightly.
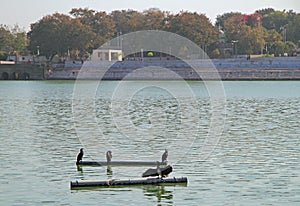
[0,80,299,205]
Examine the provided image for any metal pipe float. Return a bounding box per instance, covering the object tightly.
[77,160,167,167]
[70,177,188,189]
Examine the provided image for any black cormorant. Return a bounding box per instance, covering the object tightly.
[76,148,84,165]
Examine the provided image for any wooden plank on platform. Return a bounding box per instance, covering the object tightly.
[77,160,167,167]
[70,177,188,189]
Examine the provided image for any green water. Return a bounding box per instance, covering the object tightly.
[0,80,299,205]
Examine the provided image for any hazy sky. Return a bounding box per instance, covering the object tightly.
[1,0,299,31]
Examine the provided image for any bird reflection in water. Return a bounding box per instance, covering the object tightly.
[106,165,113,176]
[76,165,83,172]
[143,185,173,205]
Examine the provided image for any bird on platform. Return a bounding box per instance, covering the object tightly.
[162,149,168,163]
[76,148,84,165]
[142,163,173,178]
[106,150,112,163]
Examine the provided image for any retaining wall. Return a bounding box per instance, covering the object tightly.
[48,57,300,80]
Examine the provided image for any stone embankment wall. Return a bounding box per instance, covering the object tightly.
[0,63,46,80]
[48,57,300,80]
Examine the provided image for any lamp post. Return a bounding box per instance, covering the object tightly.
[284,27,286,43]
[14,50,18,64]
[141,48,143,60]
[280,27,287,43]
[117,31,122,48]
[232,40,238,58]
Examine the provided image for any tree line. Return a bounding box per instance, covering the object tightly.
[0,8,299,60]
[0,25,28,60]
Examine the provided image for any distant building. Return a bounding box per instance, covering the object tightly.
[7,55,33,63]
[6,55,47,63]
[91,47,122,61]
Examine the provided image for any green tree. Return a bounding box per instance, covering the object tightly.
[215,12,242,29]
[269,41,285,55]
[285,41,297,54]
[0,24,28,56]
[0,25,14,53]
[269,41,296,55]
[264,29,282,42]
[90,11,116,48]
[110,9,144,34]
[224,15,264,54]
[263,28,282,53]
[28,13,94,59]
[262,10,290,32]
[168,11,219,48]
[286,14,300,44]
[142,8,167,30]
[69,8,96,25]
[11,25,28,55]
[70,9,116,48]
[256,8,275,17]
[23,7,300,60]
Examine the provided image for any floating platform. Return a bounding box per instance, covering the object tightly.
[77,160,167,167]
[70,177,188,189]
